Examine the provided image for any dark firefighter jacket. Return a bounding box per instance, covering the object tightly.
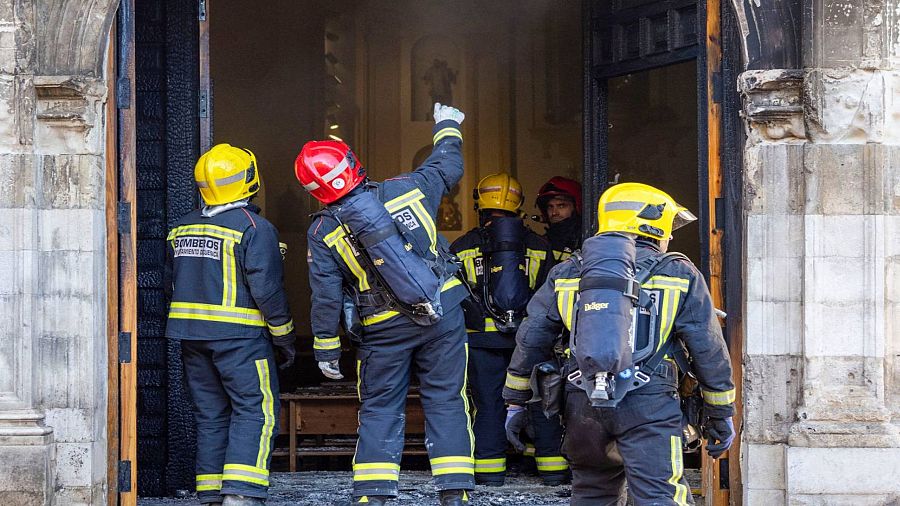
[450,226,554,348]
[165,204,295,341]
[502,241,736,418]
[545,216,582,262]
[308,119,467,361]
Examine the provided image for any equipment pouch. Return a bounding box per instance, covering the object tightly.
[529,360,564,419]
[680,375,704,452]
[460,294,486,332]
[341,292,363,344]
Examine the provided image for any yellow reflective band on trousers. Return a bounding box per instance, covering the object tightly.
[168,302,265,327]
[223,463,270,487]
[430,456,475,476]
[352,462,401,481]
[361,277,462,327]
[196,473,223,491]
[504,372,530,391]
[433,126,462,144]
[474,458,506,474]
[668,435,690,505]
[384,189,438,256]
[702,388,736,405]
[525,248,547,289]
[267,319,294,337]
[462,342,475,454]
[535,456,569,472]
[324,227,370,292]
[254,359,276,470]
[314,336,341,350]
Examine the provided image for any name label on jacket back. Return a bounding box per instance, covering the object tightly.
[173,236,222,260]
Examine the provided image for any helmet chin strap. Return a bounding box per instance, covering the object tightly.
[202,198,249,218]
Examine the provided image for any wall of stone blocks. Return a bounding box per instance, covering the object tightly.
[0,0,117,504]
[740,1,900,504]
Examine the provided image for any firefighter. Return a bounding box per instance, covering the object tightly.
[503,183,736,506]
[535,176,583,261]
[449,173,567,486]
[165,144,296,506]
[296,103,473,506]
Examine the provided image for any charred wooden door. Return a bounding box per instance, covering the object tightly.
[582,0,744,504]
[112,1,139,504]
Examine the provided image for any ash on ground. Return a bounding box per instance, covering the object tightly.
[138,470,703,505]
[139,471,568,505]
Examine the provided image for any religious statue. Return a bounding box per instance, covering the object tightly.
[423,58,457,120]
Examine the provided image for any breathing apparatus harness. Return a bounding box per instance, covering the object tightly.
[477,227,525,333]
[319,183,457,327]
[566,251,691,407]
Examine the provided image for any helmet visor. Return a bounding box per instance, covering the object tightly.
[672,208,698,231]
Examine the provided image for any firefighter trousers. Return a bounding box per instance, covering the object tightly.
[468,347,567,484]
[181,337,280,503]
[561,389,694,506]
[352,306,475,497]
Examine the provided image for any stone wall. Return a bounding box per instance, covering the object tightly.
[739,0,900,504]
[0,0,117,504]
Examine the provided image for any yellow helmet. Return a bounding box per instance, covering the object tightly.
[194,143,260,206]
[596,182,697,239]
[474,173,523,213]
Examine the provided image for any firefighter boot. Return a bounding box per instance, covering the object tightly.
[351,496,390,505]
[222,495,265,506]
[438,489,471,505]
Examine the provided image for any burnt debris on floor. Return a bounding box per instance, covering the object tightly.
[138,470,704,505]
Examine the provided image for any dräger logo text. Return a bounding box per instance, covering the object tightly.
[583,301,610,311]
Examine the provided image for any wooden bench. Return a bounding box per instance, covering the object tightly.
[278,384,427,471]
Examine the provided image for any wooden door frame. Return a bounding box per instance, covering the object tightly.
[582,1,744,504]
[108,0,138,504]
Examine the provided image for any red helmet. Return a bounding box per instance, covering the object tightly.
[294,140,366,204]
[536,176,583,218]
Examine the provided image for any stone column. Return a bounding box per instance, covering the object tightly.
[740,1,900,504]
[0,2,53,504]
[0,0,117,504]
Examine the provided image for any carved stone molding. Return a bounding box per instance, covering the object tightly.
[32,75,107,153]
[0,410,53,438]
[35,0,119,78]
[739,69,806,144]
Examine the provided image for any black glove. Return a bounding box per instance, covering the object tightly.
[272,332,296,370]
[704,417,735,459]
[505,405,528,452]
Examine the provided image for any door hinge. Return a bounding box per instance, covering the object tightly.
[116,77,131,109]
[119,332,132,364]
[199,90,209,118]
[719,457,730,489]
[199,0,207,21]
[714,197,725,232]
[117,201,132,235]
[118,460,132,492]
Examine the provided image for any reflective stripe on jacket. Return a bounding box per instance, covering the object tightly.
[165,205,294,341]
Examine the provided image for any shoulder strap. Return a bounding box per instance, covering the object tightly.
[636,251,691,372]
[635,252,689,284]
